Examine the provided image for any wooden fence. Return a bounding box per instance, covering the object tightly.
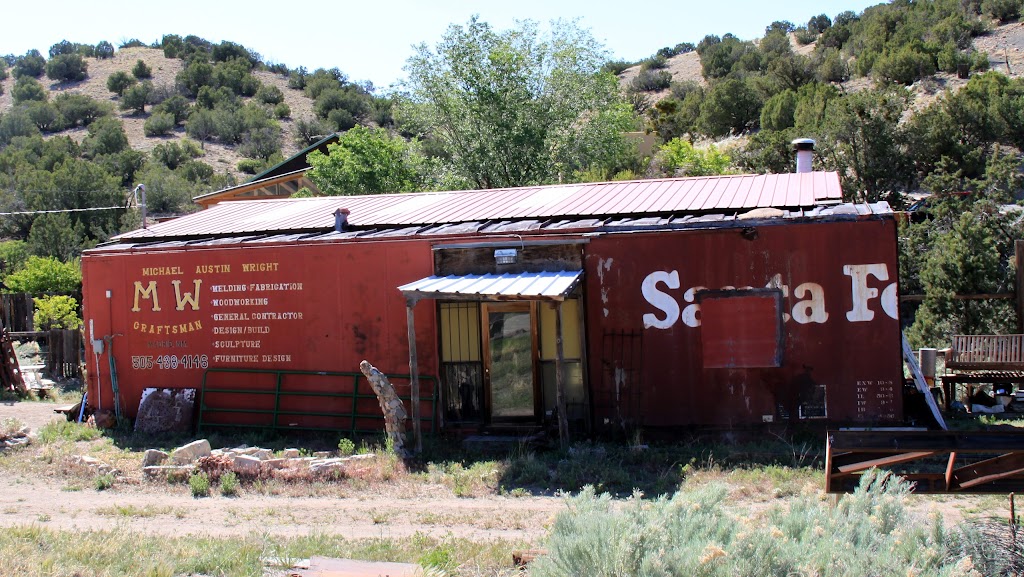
[1,294,33,332]
[45,329,82,380]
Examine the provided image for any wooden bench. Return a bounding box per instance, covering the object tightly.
[943,334,1024,409]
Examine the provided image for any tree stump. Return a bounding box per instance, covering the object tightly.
[359,360,408,456]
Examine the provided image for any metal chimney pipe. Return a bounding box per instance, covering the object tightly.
[133,184,147,229]
[791,138,815,174]
[334,208,350,232]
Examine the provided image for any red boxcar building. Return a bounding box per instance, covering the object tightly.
[81,171,904,435]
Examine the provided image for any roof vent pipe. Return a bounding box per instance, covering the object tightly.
[334,208,350,232]
[792,138,815,174]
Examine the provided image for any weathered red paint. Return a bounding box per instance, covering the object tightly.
[699,291,783,369]
[583,217,903,427]
[83,209,904,433]
[82,239,437,428]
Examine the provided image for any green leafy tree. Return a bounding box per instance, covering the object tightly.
[0,241,29,280]
[307,125,432,195]
[106,71,136,96]
[3,256,81,294]
[821,88,912,203]
[657,138,732,177]
[33,295,82,330]
[27,213,87,260]
[398,17,635,189]
[45,53,88,82]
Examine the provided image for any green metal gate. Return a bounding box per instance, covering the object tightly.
[197,367,437,435]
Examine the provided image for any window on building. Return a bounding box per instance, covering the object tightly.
[538,299,587,423]
[439,302,483,423]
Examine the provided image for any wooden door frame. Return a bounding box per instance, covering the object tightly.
[480,301,541,423]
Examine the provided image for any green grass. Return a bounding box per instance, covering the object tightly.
[0,526,524,577]
[94,504,175,518]
[38,421,102,444]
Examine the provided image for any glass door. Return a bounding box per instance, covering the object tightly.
[483,303,539,421]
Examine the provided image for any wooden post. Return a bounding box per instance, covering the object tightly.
[1016,240,1024,333]
[555,301,569,448]
[406,300,422,454]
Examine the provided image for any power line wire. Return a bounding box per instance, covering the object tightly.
[0,206,127,216]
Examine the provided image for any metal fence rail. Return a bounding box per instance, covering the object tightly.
[826,430,1024,494]
[197,367,437,436]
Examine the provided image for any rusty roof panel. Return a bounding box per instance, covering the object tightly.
[92,202,892,255]
[115,172,843,240]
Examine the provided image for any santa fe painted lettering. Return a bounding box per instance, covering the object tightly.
[640,263,898,330]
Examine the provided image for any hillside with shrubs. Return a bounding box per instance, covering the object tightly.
[0,35,385,225]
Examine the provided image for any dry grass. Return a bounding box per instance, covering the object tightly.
[0,526,525,577]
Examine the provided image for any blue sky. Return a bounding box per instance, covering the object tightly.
[4,0,883,90]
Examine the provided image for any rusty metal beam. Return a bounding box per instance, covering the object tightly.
[835,452,936,475]
[829,431,1024,453]
[951,453,1024,490]
[945,452,957,492]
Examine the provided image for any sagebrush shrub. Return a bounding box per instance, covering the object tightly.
[219,472,239,496]
[532,470,1005,577]
[630,70,672,92]
[144,112,175,137]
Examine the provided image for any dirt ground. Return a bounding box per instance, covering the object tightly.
[0,397,1014,555]
[0,400,561,542]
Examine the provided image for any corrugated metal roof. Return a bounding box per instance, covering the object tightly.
[399,271,583,301]
[91,202,893,254]
[117,172,843,240]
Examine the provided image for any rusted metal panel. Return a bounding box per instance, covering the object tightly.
[81,240,437,424]
[116,172,843,240]
[699,290,783,369]
[584,217,903,427]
